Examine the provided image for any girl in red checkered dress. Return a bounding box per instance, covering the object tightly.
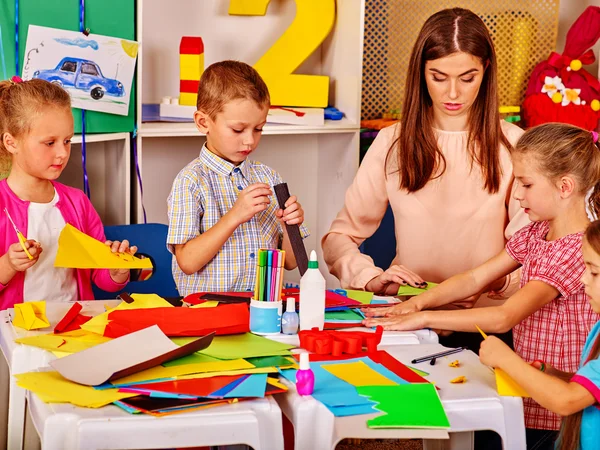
[365,123,600,448]
[481,219,600,450]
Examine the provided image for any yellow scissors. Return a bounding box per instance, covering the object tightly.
[4,208,34,260]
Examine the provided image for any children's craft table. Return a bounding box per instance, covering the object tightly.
[276,343,527,450]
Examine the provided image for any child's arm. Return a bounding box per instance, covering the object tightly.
[364,278,558,333]
[364,249,519,318]
[175,183,272,274]
[277,195,304,270]
[480,336,596,416]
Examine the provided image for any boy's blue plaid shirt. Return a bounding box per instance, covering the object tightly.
[167,145,310,296]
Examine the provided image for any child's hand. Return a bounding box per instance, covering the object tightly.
[362,299,420,317]
[479,335,516,368]
[362,311,427,331]
[276,195,304,225]
[7,240,42,272]
[230,183,272,225]
[105,239,138,283]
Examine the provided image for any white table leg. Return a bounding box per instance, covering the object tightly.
[7,378,25,450]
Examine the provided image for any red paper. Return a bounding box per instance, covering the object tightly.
[282,288,362,309]
[183,292,253,305]
[130,375,244,397]
[104,303,249,338]
[54,302,91,333]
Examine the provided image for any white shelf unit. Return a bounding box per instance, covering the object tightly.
[59,132,131,226]
[135,0,365,287]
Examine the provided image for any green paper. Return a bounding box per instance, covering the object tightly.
[345,289,374,304]
[325,309,364,321]
[397,282,438,296]
[245,355,296,368]
[357,384,450,429]
[162,353,222,367]
[198,333,294,360]
[0,0,135,133]
[407,365,429,377]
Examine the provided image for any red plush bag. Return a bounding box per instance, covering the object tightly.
[523,6,600,130]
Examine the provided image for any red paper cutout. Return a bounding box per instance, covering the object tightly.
[298,326,383,356]
[54,302,91,333]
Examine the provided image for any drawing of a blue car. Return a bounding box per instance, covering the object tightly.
[33,57,124,100]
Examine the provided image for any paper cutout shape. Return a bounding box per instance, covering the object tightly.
[450,376,467,384]
[323,360,398,386]
[54,302,91,333]
[81,293,173,335]
[476,324,530,397]
[13,301,50,330]
[358,384,450,429]
[449,360,460,368]
[15,371,135,408]
[397,282,438,296]
[298,327,383,356]
[49,325,214,386]
[55,223,152,269]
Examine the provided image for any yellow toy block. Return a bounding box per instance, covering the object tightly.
[180,54,204,80]
[261,73,329,108]
[180,92,197,107]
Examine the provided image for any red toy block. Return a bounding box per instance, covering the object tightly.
[179,37,204,55]
[180,79,200,94]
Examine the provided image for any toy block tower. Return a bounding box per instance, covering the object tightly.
[179,37,204,106]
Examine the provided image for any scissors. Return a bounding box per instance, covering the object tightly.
[3,208,34,260]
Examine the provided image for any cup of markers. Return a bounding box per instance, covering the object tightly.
[249,249,285,335]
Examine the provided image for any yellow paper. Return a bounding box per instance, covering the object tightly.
[190,301,219,308]
[111,358,254,385]
[323,361,397,387]
[496,369,530,397]
[13,302,50,330]
[15,371,135,408]
[81,293,172,335]
[476,324,530,397]
[15,332,111,353]
[177,367,277,380]
[55,223,153,269]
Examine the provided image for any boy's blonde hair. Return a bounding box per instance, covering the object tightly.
[0,78,71,155]
[511,122,600,217]
[196,60,270,119]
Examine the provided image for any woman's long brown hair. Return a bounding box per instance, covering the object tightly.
[557,220,600,449]
[389,8,510,193]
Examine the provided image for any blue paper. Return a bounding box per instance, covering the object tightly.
[113,400,141,414]
[210,375,249,398]
[224,373,268,398]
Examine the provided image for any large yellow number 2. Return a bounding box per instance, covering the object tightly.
[229,0,335,108]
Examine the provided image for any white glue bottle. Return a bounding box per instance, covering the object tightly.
[299,250,326,330]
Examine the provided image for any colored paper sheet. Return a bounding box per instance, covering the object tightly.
[198,333,294,360]
[190,301,219,308]
[475,324,530,397]
[118,395,230,414]
[407,365,430,377]
[358,384,450,429]
[13,301,50,330]
[245,355,297,369]
[15,371,135,408]
[50,325,214,386]
[131,375,244,397]
[323,361,398,387]
[15,333,110,353]
[345,290,374,304]
[118,388,197,399]
[81,293,173,335]
[397,282,438,296]
[177,367,277,380]
[104,303,249,338]
[162,353,223,367]
[223,373,268,398]
[210,375,250,398]
[106,358,255,386]
[55,224,153,269]
[324,309,365,322]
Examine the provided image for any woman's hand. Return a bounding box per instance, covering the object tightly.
[365,265,426,295]
[362,311,428,331]
[362,298,420,317]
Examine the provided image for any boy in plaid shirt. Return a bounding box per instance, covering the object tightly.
[167,61,309,295]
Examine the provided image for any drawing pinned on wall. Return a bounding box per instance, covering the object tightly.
[22,25,138,116]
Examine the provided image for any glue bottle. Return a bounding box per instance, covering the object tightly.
[296,352,315,395]
[282,297,299,335]
[299,250,326,331]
